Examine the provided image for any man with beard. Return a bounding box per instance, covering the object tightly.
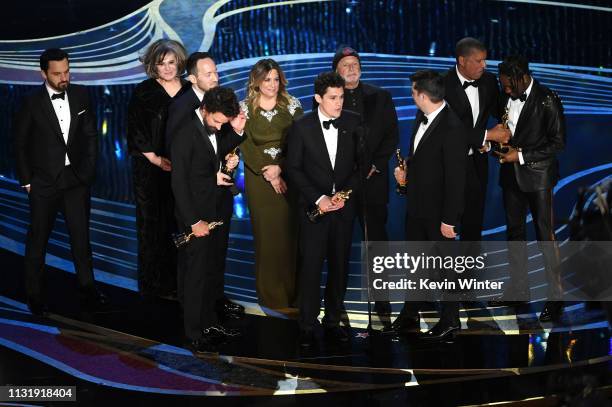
[14,48,107,316]
[166,52,245,319]
[171,86,243,353]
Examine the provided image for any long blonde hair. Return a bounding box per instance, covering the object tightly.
[245,59,290,111]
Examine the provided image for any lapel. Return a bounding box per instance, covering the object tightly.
[476,78,487,126]
[334,113,352,172]
[513,79,537,139]
[39,85,65,145]
[193,114,218,168]
[309,111,334,173]
[189,88,201,110]
[413,106,446,155]
[66,87,78,146]
[448,68,474,127]
[409,111,422,155]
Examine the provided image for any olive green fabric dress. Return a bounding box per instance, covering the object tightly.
[240,96,303,308]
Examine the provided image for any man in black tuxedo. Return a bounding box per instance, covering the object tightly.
[166,52,245,319]
[443,37,510,241]
[495,55,566,322]
[392,70,467,341]
[171,86,243,354]
[13,48,107,316]
[286,72,362,347]
[424,38,512,336]
[331,46,399,328]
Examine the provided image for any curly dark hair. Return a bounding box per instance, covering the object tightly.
[201,86,239,117]
[314,71,345,97]
[498,55,530,94]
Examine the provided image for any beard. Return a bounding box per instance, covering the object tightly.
[205,124,218,135]
[49,80,69,92]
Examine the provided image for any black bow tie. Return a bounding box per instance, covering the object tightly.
[322,118,338,130]
[462,80,479,90]
[51,92,65,100]
[510,93,528,102]
[420,115,429,125]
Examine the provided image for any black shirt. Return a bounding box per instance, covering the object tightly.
[344,83,364,117]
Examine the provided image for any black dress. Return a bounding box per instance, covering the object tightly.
[127,78,187,297]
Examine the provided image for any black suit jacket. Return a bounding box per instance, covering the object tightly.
[14,84,98,189]
[359,83,399,204]
[444,68,502,186]
[171,112,239,228]
[498,79,566,192]
[312,83,399,204]
[286,110,362,219]
[405,106,468,226]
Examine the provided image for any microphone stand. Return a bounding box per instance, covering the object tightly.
[354,125,374,336]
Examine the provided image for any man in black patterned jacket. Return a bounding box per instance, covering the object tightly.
[495,55,566,323]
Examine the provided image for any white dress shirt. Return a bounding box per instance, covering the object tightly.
[455,66,488,155]
[46,83,71,165]
[413,101,446,153]
[506,78,534,165]
[315,107,340,204]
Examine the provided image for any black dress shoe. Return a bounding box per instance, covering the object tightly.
[216,298,245,317]
[299,329,315,347]
[324,325,350,343]
[386,314,421,335]
[420,320,461,342]
[539,302,563,323]
[208,324,242,339]
[27,300,48,317]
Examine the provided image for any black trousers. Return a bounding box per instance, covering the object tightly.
[356,201,388,242]
[357,200,392,318]
[399,215,458,323]
[181,224,218,340]
[24,166,95,303]
[461,155,486,241]
[503,182,561,299]
[213,188,234,302]
[177,188,233,311]
[298,209,354,331]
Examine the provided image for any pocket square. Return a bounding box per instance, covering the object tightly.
[77,109,87,116]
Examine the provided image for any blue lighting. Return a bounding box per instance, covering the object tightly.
[429,42,437,56]
[345,7,352,14]
[114,140,123,160]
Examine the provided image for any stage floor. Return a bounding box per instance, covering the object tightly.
[1,248,612,405]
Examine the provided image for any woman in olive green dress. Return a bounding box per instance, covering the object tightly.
[240,59,303,309]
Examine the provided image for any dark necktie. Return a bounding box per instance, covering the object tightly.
[322,118,338,130]
[511,93,528,102]
[462,80,479,90]
[51,92,65,100]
